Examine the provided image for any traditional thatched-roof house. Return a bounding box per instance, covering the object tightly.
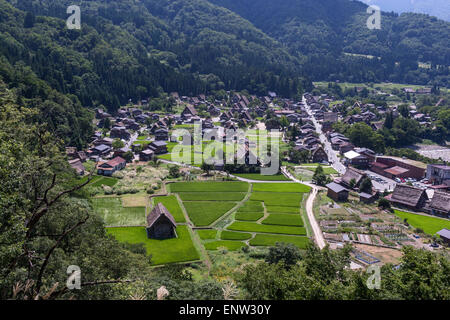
[429,191,450,218]
[341,167,366,189]
[146,203,177,240]
[387,184,428,211]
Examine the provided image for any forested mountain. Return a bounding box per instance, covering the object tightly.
[210,0,450,86]
[360,0,450,22]
[1,0,449,147]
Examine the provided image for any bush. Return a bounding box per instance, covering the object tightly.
[378,198,391,210]
[147,188,155,194]
[103,185,113,195]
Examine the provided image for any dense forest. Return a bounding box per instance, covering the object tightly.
[211,0,450,86]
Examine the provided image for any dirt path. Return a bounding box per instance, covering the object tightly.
[281,167,326,249]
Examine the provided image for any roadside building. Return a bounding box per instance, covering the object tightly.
[344,150,370,168]
[426,164,450,186]
[148,141,168,154]
[371,156,426,180]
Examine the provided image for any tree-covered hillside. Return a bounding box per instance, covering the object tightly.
[210,0,450,86]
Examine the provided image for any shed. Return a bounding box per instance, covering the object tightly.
[436,229,450,245]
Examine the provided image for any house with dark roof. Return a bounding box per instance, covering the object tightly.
[428,191,450,218]
[146,203,177,240]
[426,164,450,186]
[326,182,349,202]
[387,184,428,211]
[181,105,198,119]
[311,146,328,163]
[148,141,168,154]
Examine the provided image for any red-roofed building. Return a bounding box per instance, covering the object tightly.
[97,156,127,176]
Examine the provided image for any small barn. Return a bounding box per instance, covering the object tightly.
[326,182,349,202]
[437,229,450,246]
[146,203,177,240]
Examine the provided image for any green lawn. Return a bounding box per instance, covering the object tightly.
[250,192,303,207]
[107,226,200,265]
[227,222,306,235]
[177,192,246,201]
[252,183,311,193]
[204,240,246,251]
[235,211,264,221]
[233,173,290,181]
[153,195,186,223]
[183,201,237,226]
[237,201,264,212]
[249,234,309,249]
[196,229,218,240]
[170,181,249,193]
[221,231,252,240]
[92,197,145,226]
[262,214,304,227]
[265,206,299,214]
[394,210,450,235]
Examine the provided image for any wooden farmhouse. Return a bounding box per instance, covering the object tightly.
[146,203,177,240]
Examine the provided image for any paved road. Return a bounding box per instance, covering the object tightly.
[282,167,326,249]
[303,97,346,175]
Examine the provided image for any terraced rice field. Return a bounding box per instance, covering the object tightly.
[221,231,252,240]
[227,222,306,235]
[249,234,310,248]
[92,197,146,226]
[153,195,186,223]
[107,226,200,265]
[183,201,237,226]
[261,214,304,227]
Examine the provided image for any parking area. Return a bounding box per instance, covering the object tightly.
[364,170,396,192]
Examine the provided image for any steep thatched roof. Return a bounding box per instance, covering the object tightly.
[147,203,177,228]
[430,191,450,213]
[341,167,365,187]
[390,184,428,208]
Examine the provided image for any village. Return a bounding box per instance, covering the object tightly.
[64,85,450,269]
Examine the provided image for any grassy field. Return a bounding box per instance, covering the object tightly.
[92,197,145,226]
[204,241,246,251]
[394,210,450,235]
[252,183,311,193]
[80,175,118,188]
[237,201,264,212]
[196,229,217,240]
[177,192,246,201]
[235,211,264,221]
[233,173,291,181]
[107,226,200,265]
[220,231,252,240]
[249,234,309,248]
[265,206,299,214]
[262,214,304,227]
[153,195,186,223]
[250,192,303,207]
[170,181,248,193]
[183,201,237,226]
[227,222,306,235]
